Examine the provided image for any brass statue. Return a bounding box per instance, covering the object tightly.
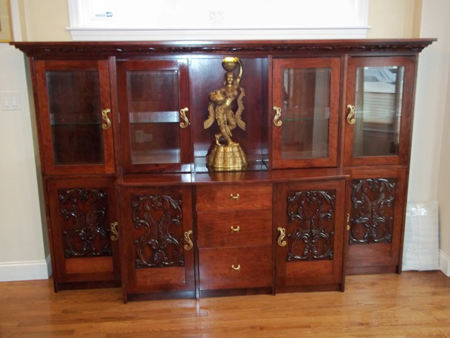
[204,57,247,170]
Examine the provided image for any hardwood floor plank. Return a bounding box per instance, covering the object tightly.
[0,272,449,337]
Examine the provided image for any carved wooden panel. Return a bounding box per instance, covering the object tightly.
[131,194,185,269]
[349,178,396,245]
[286,190,336,261]
[58,188,111,258]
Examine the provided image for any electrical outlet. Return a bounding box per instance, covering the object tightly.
[0,91,21,111]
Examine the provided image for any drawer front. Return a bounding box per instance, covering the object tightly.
[197,210,272,248]
[196,184,272,212]
[199,246,272,290]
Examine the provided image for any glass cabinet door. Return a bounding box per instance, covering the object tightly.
[344,57,415,166]
[117,60,190,173]
[272,58,340,169]
[35,60,114,175]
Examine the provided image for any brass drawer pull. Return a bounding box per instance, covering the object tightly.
[277,227,287,247]
[180,107,190,128]
[231,264,241,271]
[101,109,112,130]
[110,222,119,241]
[230,193,240,201]
[346,104,356,125]
[230,226,240,233]
[273,106,282,126]
[184,230,193,250]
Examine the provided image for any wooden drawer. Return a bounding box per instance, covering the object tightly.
[199,246,272,290]
[197,210,272,248]
[196,184,272,212]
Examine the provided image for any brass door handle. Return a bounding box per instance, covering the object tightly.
[230,226,240,233]
[273,106,282,126]
[110,222,119,241]
[230,193,240,201]
[277,227,287,247]
[231,264,241,271]
[347,213,351,231]
[180,107,190,128]
[184,230,193,250]
[101,109,112,130]
[346,104,356,125]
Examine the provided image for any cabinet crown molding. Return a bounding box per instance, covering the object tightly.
[11,39,436,57]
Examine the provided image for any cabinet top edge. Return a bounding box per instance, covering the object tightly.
[10,38,436,57]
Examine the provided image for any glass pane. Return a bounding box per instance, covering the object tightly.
[127,70,181,164]
[353,66,404,157]
[47,70,104,166]
[281,68,331,160]
[130,123,180,164]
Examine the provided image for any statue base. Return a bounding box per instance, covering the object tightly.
[206,143,247,171]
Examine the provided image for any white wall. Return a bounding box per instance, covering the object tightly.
[0,44,49,281]
[367,0,420,38]
[410,0,450,249]
[414,0,450,274]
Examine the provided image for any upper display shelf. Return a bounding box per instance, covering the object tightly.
[11,39,436,57]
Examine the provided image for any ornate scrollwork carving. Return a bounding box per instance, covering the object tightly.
[13,41,433,58]
[59,188,111,258]
[349,178,396,245]
[132,195,185,269]
[286,190,335,261]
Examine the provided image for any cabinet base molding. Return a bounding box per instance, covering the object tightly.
[345,265,398,276]
[56,280,121,292]
[126,291,196,302]
[199,287,273,299]
[276,283,343,294]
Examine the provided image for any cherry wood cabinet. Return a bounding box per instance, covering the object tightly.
[119,186,195,301]
[46,178,120,290]
[34,60,115,175]
[343,57,416,167]
[117,59,190,173]
[196,184,273,294]
[272,58,341,169]
[275,179,346,292]
[12,39,434,300]
[345,168,407,275]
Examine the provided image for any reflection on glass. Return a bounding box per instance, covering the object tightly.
[127,70,180,164]
[47,71,104,165]
[353,66,404,157]
[281,68,331,160]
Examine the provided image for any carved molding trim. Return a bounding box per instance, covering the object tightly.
[132,195,185,269]
[350,178,396,245]
[59,188,111,258]
[286,190,335,261]
[11,39,435,58]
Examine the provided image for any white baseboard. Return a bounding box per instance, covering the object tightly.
[440,250,450,277]
[0,255,52,282]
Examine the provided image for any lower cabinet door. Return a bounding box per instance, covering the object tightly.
[120,186,195,298]
[275,179,346,292]
[345,168,407,275]
[47,178,120,288]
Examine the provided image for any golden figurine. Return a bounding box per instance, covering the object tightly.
[204,57,247,170]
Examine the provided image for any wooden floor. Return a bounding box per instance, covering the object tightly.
[0,271,449,337]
